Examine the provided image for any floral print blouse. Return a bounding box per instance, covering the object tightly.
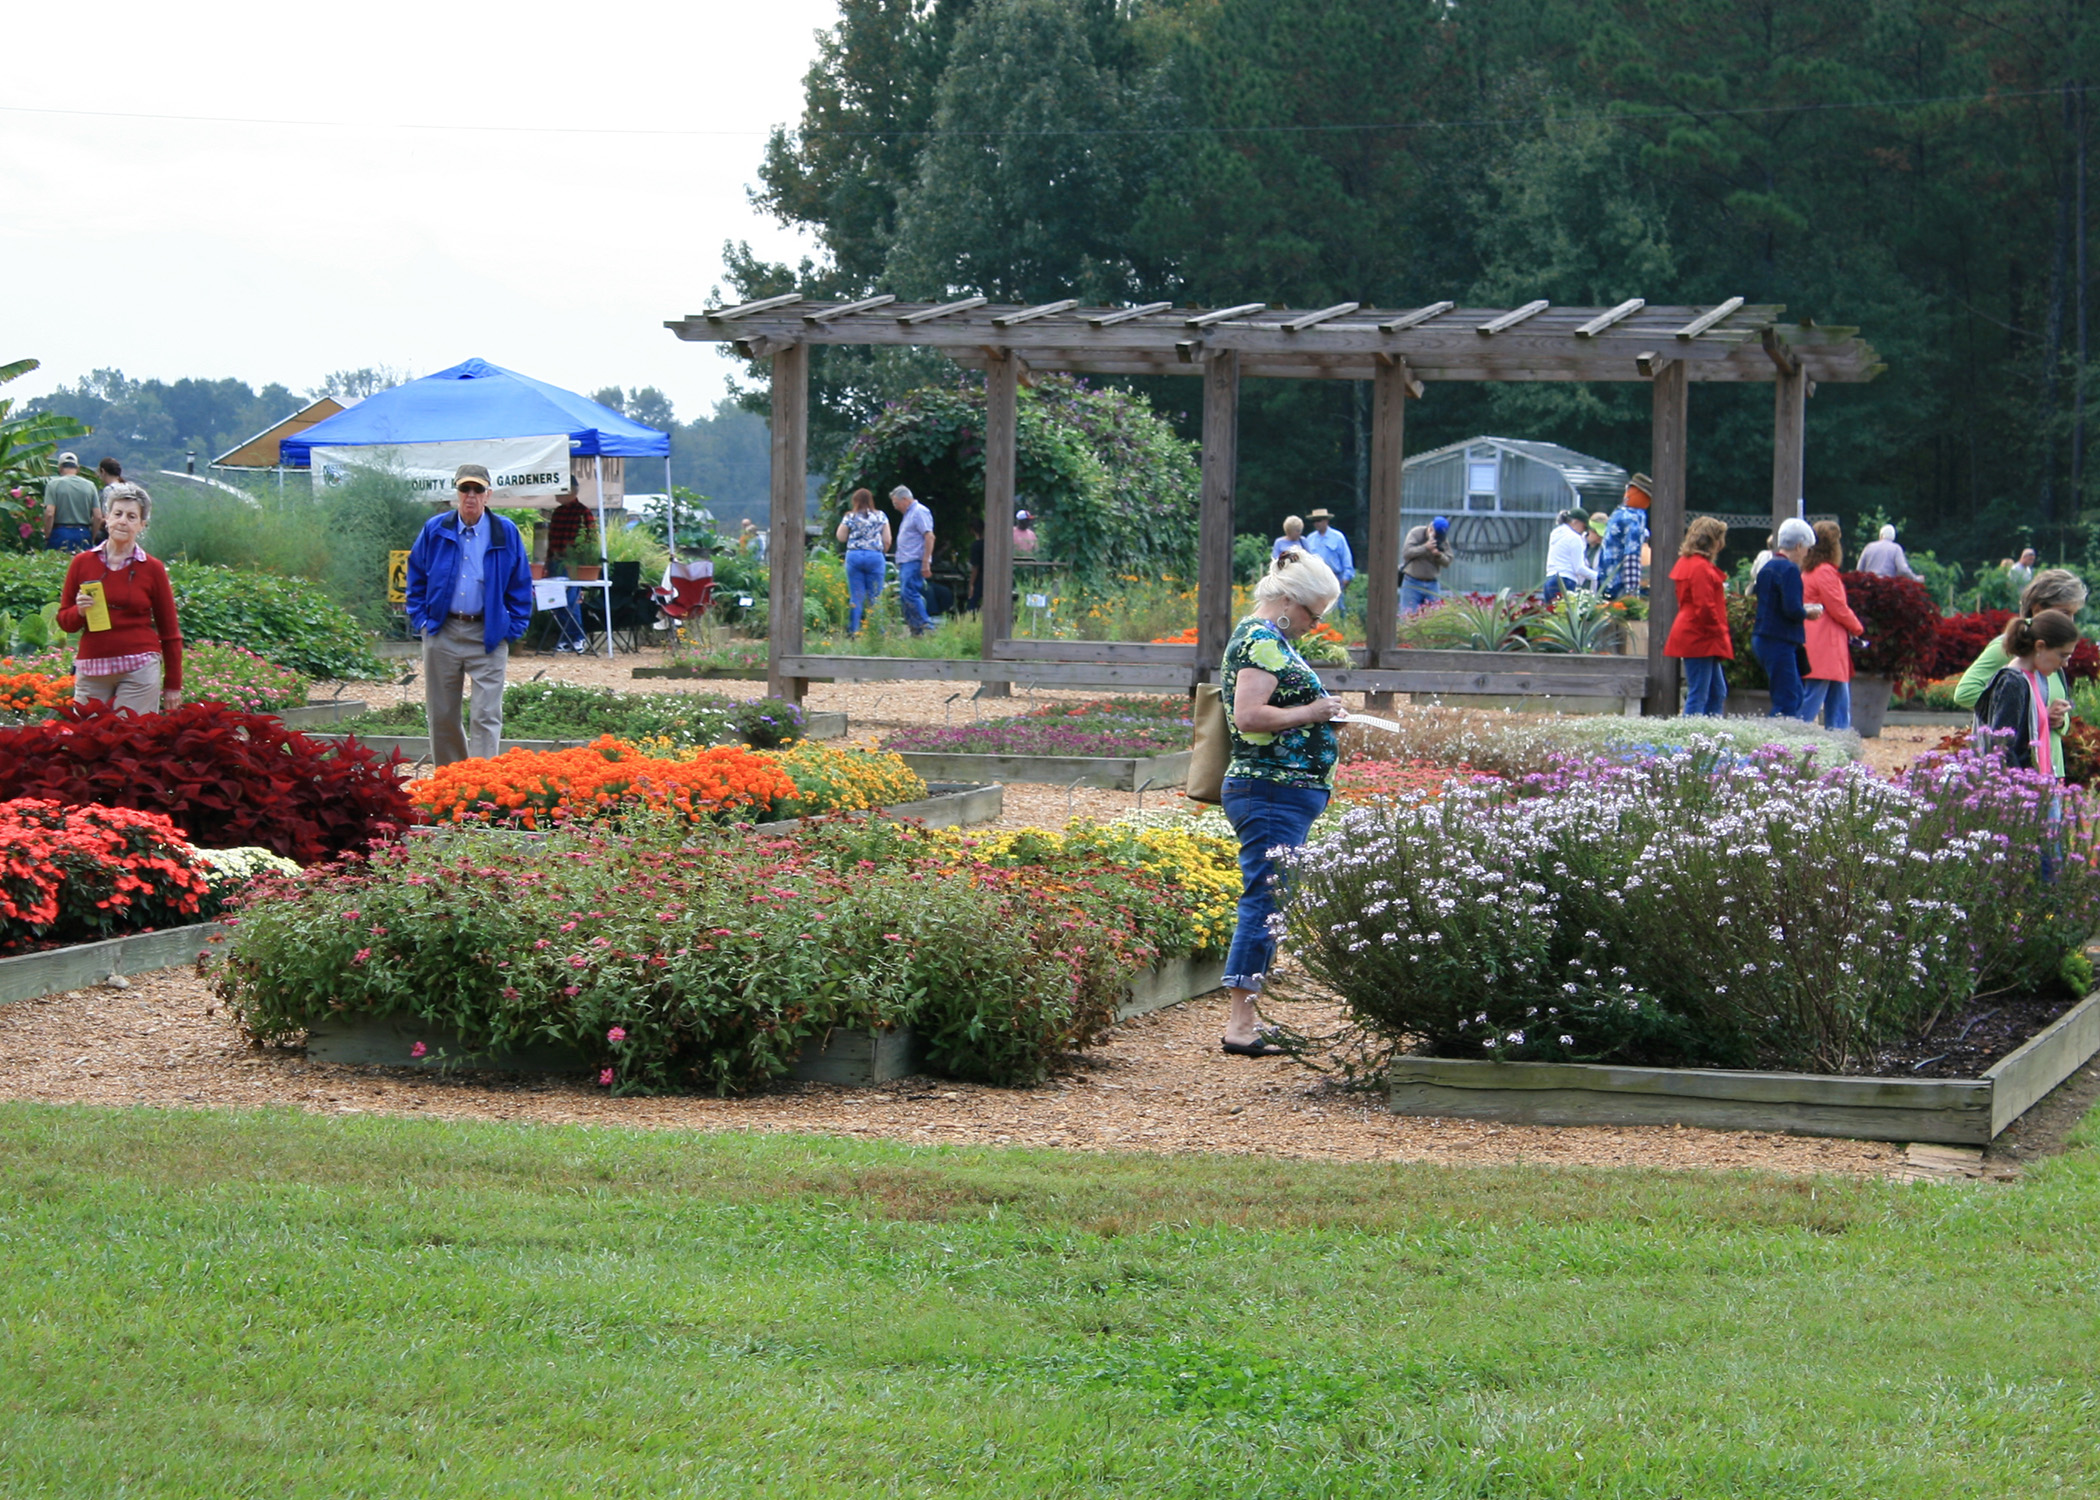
[1220,617,1338,790]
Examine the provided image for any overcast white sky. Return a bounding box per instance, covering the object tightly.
[3,0,840,423]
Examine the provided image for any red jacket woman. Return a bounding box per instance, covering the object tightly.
[1802,561,1864,682]
[1664,554,1732,659]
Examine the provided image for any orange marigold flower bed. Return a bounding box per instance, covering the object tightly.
[411,735,799,829]
[0,671,74,715]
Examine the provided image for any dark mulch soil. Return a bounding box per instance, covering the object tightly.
[1865,996,2077,1079]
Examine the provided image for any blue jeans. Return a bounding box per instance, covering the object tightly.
[547,567,588,648]
[846,550,885,635]
[1799,678,1851,730]
[1400,576,1441,615]
[898,564,932,632]
[1542,574,1577,607]
[1682,656,1729,716]
[1220,777,1331,993]
[47,525,92,553]
[1754,638,1806,718]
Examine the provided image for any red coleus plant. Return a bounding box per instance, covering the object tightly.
[0,798,213,951]
[1841,571,1943,686]
[1932,609,2099,683]
[0,701,419,863]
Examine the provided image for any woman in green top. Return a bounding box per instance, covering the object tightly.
[1218,549,1349,1056]
[1954,569,2086,768]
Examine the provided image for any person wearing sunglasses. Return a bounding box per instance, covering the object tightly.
[403,464,535,764]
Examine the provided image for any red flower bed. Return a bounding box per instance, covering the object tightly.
[0,799,213,952]
[0,701,418,863]
[1930,610,2099,682]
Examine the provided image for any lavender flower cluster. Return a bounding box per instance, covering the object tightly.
[1280,738,2097,1073]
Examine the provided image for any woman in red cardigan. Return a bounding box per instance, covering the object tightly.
[54,483,183,715]
[1800,520,1865,730]
[1664,515,1733,716]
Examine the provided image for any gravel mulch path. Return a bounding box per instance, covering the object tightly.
[36,648,1934,1176]
[0,967,1897,1178]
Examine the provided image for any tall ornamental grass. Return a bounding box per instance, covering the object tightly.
[1282,741,2098,1075]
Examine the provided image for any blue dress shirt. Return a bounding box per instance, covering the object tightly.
[449,519,490,615]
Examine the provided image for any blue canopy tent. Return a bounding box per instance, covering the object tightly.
[278,357,671,466]
[281,358,673,656]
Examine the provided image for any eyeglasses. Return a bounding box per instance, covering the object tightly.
[457,484,487,494]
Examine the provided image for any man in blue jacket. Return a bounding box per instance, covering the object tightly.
[404,463,536,764]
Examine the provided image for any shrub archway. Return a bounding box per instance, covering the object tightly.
[822,374,1199,580]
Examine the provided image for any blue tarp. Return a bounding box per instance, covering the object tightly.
[278,357,670,465]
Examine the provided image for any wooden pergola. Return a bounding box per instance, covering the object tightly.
[666,295,1881,710]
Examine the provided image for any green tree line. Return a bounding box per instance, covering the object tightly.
[729,0,2100,569]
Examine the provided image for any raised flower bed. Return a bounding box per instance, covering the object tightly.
[226,809,1239,1092]
[882,696,1194,790]
[1283,737,2100,1144]
[409,737,934,830]
[323,684,834,754]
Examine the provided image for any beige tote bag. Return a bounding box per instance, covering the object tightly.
[1186,683,1229,804]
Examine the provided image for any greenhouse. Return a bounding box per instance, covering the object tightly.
[1401,436,1628,597]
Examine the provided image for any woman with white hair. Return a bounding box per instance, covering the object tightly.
[1271,514,1306,560]
[1751,517,1825,717]
[1217,549,1349,1056]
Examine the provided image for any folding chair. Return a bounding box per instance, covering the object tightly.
[604,561,656,652]
[654,564,716,623]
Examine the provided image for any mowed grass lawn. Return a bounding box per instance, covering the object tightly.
[1,1104,2096,1497]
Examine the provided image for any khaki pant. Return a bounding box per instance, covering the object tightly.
[422,619,507,765]
[75,658,162,714]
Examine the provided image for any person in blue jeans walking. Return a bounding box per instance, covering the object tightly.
[890,485,935,635]
[1752,517,1824,718]
[1218,548,1349,1057]
[835,487,891,636]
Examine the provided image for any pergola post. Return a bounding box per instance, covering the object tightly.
[766,341,808,705]
[1644,358,1688,717]
[1362,358,1408,705]
[1195,351,1240,680]
[1771,358,1807,538]
[978,350,1018,698]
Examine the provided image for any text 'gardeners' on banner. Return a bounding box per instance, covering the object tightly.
[312,435,572,504]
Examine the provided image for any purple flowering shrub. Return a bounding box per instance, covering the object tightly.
[1281,739,2100,1074]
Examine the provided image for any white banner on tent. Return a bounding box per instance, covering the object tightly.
[312,435,571,502]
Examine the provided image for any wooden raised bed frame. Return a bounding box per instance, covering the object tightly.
[303,954,1227,1087]
[1386,990,2100,1146]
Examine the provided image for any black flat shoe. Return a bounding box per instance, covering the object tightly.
[1221,1037,1288,1058]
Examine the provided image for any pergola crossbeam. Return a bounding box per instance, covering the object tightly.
[1087,301,1174,326]
[705,293,802,320]
[900,296,988,324]
[805,294,896,323]
[1379,301,1456,331]
[993,299,1080,326]
[1477,300,1550,334]
[1575,299,1645,337]
[1675,297,1747,340]
[1277,302,1361,331]
[1186,303,1268,328]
